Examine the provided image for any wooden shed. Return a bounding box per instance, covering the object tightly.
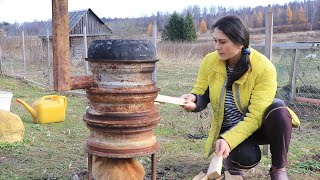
[38,8,113,62]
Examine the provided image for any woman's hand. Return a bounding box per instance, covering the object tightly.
[180,93,196,111]
[215,138,230,158]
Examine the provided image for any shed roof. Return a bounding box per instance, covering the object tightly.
[38,8,112,38]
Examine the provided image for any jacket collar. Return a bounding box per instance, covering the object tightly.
[211,53,252,85]
[212,58,227,75]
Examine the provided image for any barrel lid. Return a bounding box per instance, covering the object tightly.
[87,39,156,61]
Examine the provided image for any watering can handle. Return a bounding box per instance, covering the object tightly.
[38,95,67,109]
[39,95,56,104]
[52,95,67,109]
[62,96,67,109]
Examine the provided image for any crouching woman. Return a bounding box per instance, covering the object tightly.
[181,15,300,180]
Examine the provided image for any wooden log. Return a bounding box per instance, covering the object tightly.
[224,171,243,180]
[192,171,208,180]
[295,96,320,105]
[207,155,223,179]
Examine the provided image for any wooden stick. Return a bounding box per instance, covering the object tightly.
[154,94,187,105]
[207,155,223,179]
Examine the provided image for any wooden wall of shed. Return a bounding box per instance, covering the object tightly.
[70,36,110,62]
[40,35,111,68]
[70,12,111,36]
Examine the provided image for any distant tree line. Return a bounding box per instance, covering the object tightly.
[0,0,319,36]
[105,0,320,36]
[0,21,49,36]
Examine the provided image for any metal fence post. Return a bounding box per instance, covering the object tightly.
[47,29,52,87]
[22,30,26,79]
[84,13,89,75]
[152,20,157,82]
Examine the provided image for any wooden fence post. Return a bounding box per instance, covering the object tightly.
[290,49,300,100]
[265,10,273,62]
[0,46,2,74]
[263,8,273,156]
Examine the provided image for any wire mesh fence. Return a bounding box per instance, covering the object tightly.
[281,47,320,121]
[253,43,320,122]
[0,35,49,86]
[0,32,97,88]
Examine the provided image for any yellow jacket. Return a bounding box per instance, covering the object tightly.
[190,48,300,157]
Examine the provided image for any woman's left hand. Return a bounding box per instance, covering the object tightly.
[215,138,231,158]
[180,93,196,111]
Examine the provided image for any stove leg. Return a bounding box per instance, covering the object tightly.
[88,153,93,180]
[151,153,156,180]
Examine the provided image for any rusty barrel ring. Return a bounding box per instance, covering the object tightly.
[83,108,160,128]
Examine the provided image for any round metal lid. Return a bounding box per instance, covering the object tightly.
[87,39,157,61]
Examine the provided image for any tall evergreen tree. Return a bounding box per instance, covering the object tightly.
[252,9,258,28]
[298,6,307,24]
[162,12,197,42]
[161,12,184,41]
[257,11,263,27]
[274,7,283,26]
[293,4,300,24]
[286,5,293,25]
[184,12,197,42]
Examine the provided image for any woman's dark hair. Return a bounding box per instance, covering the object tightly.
[212,15,251,88]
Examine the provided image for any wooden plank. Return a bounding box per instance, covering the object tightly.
[154,94,187,105]
[207,155,223,179]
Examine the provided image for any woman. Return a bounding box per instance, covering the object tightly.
[181,15,300,180]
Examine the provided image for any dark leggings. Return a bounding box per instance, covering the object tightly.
[222,98,293,170]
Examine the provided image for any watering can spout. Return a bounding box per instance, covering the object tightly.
[16,98,37,120]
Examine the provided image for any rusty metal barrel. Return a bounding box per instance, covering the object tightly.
[83,39,160,158]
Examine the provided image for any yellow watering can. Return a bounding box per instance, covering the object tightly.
[16,95,67,124]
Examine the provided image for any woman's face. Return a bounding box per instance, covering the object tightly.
[213,28,243,62]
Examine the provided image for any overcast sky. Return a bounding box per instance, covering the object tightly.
[0,0,304,23]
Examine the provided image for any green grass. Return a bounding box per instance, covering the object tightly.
[1,54,320,180]
[0,75,89,179]
[290,159,320,175]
